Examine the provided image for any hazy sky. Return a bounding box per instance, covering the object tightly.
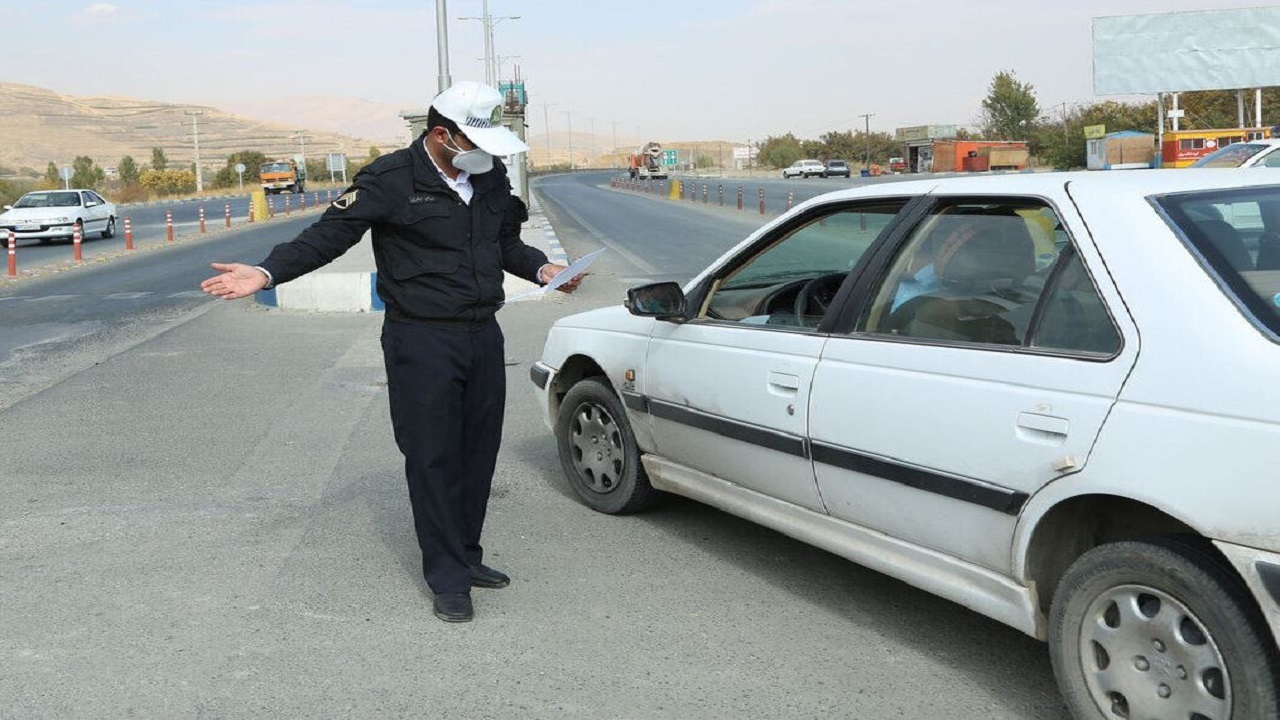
[1,0,1273,144]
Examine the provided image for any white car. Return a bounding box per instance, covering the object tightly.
[532,169,1280,717]
[1191,138,1280,168]
[0,189,117,243]
[782,159,825,178]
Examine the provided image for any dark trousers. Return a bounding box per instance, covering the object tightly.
[380,318,506,594]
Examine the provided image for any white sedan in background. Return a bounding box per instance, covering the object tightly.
[532,169,1280,718]
[0,189,117,243]
[1191,138,1280,168]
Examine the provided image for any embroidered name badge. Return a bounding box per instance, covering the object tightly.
[408,195,437,204]
[331,190,358,210]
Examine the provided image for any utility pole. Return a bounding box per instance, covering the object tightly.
[436,0,452,94]
[540,102,556,169]
[293,132,310,177]
[564,110,574,170]
[859,112,875,173]
[459,1,520,86]
[185,110,204,192]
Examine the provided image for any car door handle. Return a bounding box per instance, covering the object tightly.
[767,371,800,394]
[1016,411,1069,438]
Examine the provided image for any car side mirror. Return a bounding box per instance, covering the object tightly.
[626,281,687,321]
[2,205,11,211]
[85,201,97,207]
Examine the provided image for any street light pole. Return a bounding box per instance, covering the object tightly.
[436,0,452,94]
[564,110,574,170]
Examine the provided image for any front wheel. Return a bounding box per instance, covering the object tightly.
[101,216,116,239]
[1049,538,1280,719]
[555,377,657,514]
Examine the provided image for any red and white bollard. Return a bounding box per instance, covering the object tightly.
[718,184,724,206]
[166,210,174,243]
[702,183,708,203]
[786,191,794,211]
[199,206,206,234]
[737,186,744,211]
[269,197,276,219]
[326,189,333,203]
[300,193,307,211]
[249,201,256,223]
[758,187,766,215]
[124,217,133,250]
[284,196,291,216]
[225,202,231,229]
[7,230,15,277]
[73,224,83,262]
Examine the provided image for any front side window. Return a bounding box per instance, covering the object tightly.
[858,199,1121,355]
[703,202,906,329]
[1155,186,1280,337]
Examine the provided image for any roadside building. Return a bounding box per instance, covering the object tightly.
[894,125,1030,173]
[1087,130,1157,170]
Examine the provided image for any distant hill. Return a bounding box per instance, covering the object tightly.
[0,83,405,176]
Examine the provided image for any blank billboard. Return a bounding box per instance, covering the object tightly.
[1094,7,1280,95]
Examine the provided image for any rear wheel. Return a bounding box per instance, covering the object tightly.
[1049,538,1280,719]
[555,377,657,515]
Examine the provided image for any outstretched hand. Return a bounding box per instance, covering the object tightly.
[201,262,270,300]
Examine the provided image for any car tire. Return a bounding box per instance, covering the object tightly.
[1049,537,1280,720]
[555,376,658,515]
[101,216,115,239]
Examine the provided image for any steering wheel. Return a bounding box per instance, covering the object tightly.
[792,273,848,326]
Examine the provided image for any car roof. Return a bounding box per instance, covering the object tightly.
[810,168,1280,203]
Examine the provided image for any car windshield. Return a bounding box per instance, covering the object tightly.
[828,161,846,166]
[14,191,80,208]
[262,162,292,173]
[1190,143,1269,168]
[1155,185,1280,336]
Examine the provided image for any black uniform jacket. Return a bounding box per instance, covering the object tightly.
[257,138,548,325]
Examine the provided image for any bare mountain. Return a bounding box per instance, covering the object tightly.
[0,83,404,175]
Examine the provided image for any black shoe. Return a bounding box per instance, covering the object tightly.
[469,564,510,589]
[433,592,474,623]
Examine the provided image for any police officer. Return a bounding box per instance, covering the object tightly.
[201,81,581,623]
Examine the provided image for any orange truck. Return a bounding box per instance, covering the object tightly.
[260,159,306,195]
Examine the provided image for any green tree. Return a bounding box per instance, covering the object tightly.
[212,150,268,189]
[367,145,382,160]
[71,156,105,189]
[1032,99,1158,169]
[757,133,804,169]
[118,156,140,186]
[151,147,168,171]
[981,70,1040,141]
[44,161,60,188]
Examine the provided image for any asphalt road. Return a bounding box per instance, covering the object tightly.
[0,175,1071,718]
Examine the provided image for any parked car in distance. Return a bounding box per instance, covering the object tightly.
[1190,138,1280,168]
[0,189,117,243]
[532,169,1280,718]
[824,159,851,178]
[782,159,825,178]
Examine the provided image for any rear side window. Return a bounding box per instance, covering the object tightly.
[1154,185,1280,337]
[857,199,1121,356]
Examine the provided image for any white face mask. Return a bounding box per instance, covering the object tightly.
[444,132,494,175]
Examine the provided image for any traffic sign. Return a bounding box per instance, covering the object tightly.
[663,149,678,166]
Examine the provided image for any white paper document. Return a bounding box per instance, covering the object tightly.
[505,248,606,302]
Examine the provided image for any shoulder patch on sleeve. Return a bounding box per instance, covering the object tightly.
[331,190,358,210]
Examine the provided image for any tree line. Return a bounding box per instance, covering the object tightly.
[756,70,1280,171]
[2,145,385,207]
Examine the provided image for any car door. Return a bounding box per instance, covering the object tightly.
[643,200,907,511]
[80,191,105,233]
[808,195,1139,573]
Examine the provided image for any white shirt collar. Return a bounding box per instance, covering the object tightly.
[423,136,473,204]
